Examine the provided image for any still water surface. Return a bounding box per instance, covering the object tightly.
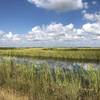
[0,56,100,70]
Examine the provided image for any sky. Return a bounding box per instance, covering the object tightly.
[0,0,100,47]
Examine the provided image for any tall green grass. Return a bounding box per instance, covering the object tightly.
[0,48,100,61]
[0,58,100,100]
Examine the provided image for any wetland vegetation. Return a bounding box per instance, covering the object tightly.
[0,48,100,61]
[0,48,100,100]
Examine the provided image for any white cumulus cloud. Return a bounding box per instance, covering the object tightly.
[83,12,100,22]
[26,23,85,41]
[92,1,96,5]
[0,31,21,41]
[82,23,100,35]
[83,2,89,9]
[82,11,100,36]
[27,0,83,12]
[1,20,100,47]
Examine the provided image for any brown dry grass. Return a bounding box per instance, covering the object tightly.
[0,89,28,100]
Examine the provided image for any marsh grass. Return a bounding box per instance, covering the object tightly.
[0,48,100,61]
[0,58,100,100]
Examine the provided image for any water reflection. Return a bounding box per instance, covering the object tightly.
[0,56,100,70]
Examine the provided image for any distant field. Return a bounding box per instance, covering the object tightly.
[0,48,100,61]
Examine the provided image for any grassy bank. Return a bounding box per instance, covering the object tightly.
[0,59,100,100]
[0,48,100,61]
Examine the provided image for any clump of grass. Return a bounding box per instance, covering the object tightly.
[0,58,100,100]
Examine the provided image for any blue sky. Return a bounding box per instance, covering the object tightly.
[0,0,100,47]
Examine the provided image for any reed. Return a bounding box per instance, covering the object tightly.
[0,58,100,100]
